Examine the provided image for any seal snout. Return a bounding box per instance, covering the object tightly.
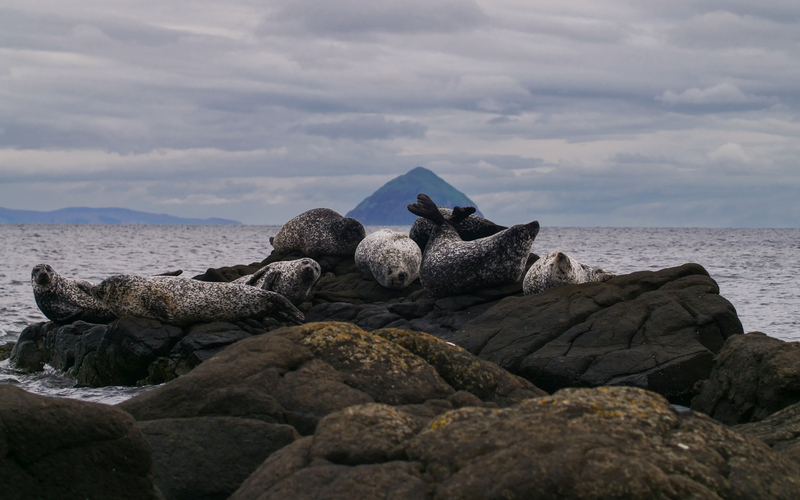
[31,264,54,286]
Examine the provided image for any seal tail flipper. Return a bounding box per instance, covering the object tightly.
[407,194,447,226]
[449,206,477,224]
[264,291,305,324]
[156,270,183,277]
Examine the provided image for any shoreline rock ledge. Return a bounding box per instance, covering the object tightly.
[10,254,743,406]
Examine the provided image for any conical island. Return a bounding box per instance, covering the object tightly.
[346,167,483,225]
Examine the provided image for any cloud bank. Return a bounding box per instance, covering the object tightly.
[0,0,798,226]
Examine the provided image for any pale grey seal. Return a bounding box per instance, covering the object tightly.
[270,208,366,257]
[407,194,540,296]
[31,264,117,324]
[90,275,305,326]
[409,206,507,251]
[354,229,421,289]
[232,258,321,305]
[523,251,614,295]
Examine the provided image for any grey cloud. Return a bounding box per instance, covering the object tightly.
[298,116,427,140]
[264,0,486,36]
[668,10,800,49]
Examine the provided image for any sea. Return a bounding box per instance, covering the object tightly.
[1,224,798,405]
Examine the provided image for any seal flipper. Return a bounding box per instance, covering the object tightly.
[407,194,447,226]
[75,281,95,296]
[156,270,183,277]
[263,291,305,324]
[243,266,270,287]
[449,206,477,224]
[144,295,175,324]
[260,269,281,292]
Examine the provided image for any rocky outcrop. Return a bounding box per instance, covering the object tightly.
[452,263,743,403]
[692,332,800,425]
[117,322,543,499]
[8,316,290,387]
[230,386,800,500]
[0,385,160,500]
[736,401,800,465]
[0,340,16,361]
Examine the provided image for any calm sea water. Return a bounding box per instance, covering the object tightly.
[1,224,798,404]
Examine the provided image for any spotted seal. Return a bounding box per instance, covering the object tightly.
[270,208,366,257]
[90,275,305,326]
[407,194,540,296]
[354,229,421,289]
[409,206,507,251]
[523,251,614,295]
[232,258,321,305]
[31,264,117,324]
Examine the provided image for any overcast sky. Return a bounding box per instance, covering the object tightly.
[1,0,798,226]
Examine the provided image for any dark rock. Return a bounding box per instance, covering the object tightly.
[692,332,800,425]
[0,341,14,361]
[736,401,800,465]
[9,322,60,372]
[139,417,297,500]
[47,320,97,371]
[230,386,800,500]
[169,322,252,368]
[76,317,184,387]
[118,322,543,429]
[453,263,743,404]
[0,385,160,500]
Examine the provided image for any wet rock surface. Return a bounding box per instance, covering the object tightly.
[735,401,800,465]
[230,386,800,500]
[692,332,800,425]
[0,385,160,500]
[116,322,543,499]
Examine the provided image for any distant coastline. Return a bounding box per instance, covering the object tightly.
[0,206,240,225]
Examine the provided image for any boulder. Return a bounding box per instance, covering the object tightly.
[0,385,160,500]
[116,322,544,499]
[452,263,743,403]
[692,332,800,425]
[736,401,800,465]
[0,341,13,361]
[230,386,800,500]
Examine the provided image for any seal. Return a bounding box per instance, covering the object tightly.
[523,251,614,295]
[409,206,507,251]
[90,275,305,326]
[407,193,540,296]
[31,264,117,324]
[232,258,322,305]
[354,229,421,289]
[270,208,366,257]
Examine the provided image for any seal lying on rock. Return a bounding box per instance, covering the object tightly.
[355,229,421,289]
[410,206,507,251]
[523,251,614,295]
[31,264,117,324]
[270,208,366,257]
[232,258,322,305]
[407,194,540,296]
[90,275,305,326]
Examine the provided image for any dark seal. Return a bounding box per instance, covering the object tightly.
[407,194,540,296]
[91,275,305,326]
[523,251,614,295]
[30,264,117,324]
[270,208,366,257]
[232,258,322,305]
[409,206,507,251]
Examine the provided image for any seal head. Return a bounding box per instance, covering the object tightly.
[523,251,614,295]
[31,264,117,324]
[233,258,322,305]
[355,229,421,289]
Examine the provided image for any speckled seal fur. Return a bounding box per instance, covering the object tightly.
[523,251,614,295]
[232,258,321,305]
[409,206,507,252]
[270,208,366,257]
[407,194,540,296]
[31,264,117,324]
[355,229,421,289]
[91,275,305,326]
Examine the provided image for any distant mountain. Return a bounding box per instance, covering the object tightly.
[346,167,483,225]
[0,206,241,225]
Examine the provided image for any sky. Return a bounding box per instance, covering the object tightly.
[1,0,798,227]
